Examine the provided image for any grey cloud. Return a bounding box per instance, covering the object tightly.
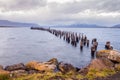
[89,0,120,12]
[48,2,85,14]
[0,0,120,26]
[0,0,46,11]
[48,0,120,14]
[1,0,120,13]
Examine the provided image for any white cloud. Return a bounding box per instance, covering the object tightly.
[0,0,120,26]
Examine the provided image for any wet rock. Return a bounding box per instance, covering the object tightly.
[26,60,57,71]
[58,62,76,73]
[76,67,81,72]
[96,50,120,63]
[88,58,114,70]
[47,58,58,65]
[5,63,26,71]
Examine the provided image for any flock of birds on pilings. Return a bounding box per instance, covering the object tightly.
[31,27,113,58]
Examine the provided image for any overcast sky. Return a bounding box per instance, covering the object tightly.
[0,0,120,26]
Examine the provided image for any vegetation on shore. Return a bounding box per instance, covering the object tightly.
[1,50,120,80]
[0,68,117,80]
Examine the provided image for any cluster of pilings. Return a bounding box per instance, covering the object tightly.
[31,27,113,59]
[31,27,100,57]
[33,27,90,51]
[49,29,83,47]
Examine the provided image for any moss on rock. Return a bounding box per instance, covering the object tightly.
[86,68,116,80]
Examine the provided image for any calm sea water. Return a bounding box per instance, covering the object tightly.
[0,27,120,68]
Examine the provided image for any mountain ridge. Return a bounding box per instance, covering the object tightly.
[0,20,40,27]
[112,24,120,28]
[0,20,119,28]
[47,23,107,28]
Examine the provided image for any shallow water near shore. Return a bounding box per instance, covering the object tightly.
[0,27,120,68]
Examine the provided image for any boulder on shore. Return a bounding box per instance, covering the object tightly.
[47,58,58,65]
[26,58,58,72]
[88,58,114,70]
[58,62,76,73]
[5,63,26,71]
[96,50,111,58]
[108,50,120,62]
[96,50,120,63]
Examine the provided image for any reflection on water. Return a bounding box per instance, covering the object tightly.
[0,27,120,68]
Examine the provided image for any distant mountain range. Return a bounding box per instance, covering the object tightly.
[0,20,40,27]
[112,24,120,28]
[49,24,106,28]
[0,20,120,28]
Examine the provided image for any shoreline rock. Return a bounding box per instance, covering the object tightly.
[88,58,114,70]
[96,50,120,63]
[5,63,26,71]
[58,62,76,74]
[0,52,120,80]
[25,61,57,72]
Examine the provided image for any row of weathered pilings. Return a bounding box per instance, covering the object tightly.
[31,27,114,58]
[31,27,89,48]
[31,27,101,58]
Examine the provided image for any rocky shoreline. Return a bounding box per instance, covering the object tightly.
[0,50,120,80]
